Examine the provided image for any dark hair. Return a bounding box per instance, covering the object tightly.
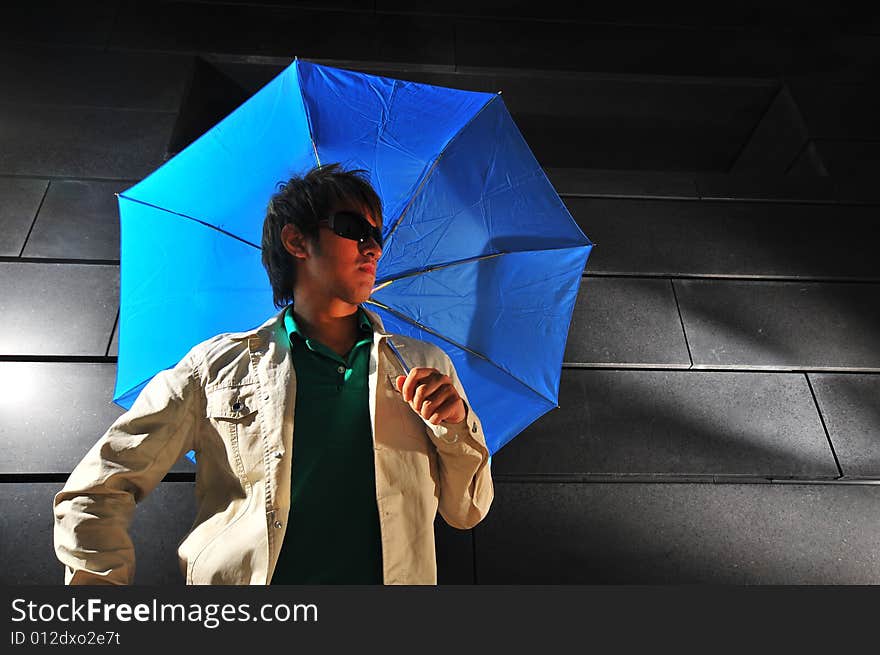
[261,163,383,308]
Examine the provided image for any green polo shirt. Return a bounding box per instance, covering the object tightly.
[271,305,383,585]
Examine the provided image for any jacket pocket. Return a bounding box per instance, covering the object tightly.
[206,384,260,420]
[205,384,261,488]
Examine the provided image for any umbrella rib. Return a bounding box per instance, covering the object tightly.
[117,194,261,250]
[374,251,505,288]
[383,93,501,248]
[364,298,558,407]
[374,242,591,288]
[294,58,321,167]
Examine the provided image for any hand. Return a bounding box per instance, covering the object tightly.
[395,367,466,425]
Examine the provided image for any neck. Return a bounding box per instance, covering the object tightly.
[289,289,360,352]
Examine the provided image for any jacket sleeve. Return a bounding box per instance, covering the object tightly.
[421,347,494,530]
[52,347,203,585]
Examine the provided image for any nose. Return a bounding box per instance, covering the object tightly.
[360,234,382,257]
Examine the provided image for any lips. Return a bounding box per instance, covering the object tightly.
[358,263,376,275]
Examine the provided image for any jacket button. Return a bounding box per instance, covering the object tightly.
[337,365,345,374]
[273,520,283,529]
[273,451,283,459]
[232,401,243,412]
[472,423,478,433]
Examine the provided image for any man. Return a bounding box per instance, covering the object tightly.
[53,163,494,585]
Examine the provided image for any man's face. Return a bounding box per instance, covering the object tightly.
[301,201,382,306]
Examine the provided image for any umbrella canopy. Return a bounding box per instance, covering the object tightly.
[115,59,593,456]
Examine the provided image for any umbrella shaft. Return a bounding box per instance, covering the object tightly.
[386,339,411,376]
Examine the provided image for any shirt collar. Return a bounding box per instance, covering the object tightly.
[283,305,373,346]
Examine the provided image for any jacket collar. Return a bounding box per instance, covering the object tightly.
[284,304,375,345]
[227,303,390,345]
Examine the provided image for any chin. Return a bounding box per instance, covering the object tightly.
[350,289,373,305]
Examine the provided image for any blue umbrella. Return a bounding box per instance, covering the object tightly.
[115,59,593,459]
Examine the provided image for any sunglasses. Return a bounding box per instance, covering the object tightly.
[318,211,383,248]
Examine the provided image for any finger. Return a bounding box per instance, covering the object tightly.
[418,384,456,420]
[412,373,450,409]
[400,367,430,400]
[401,367,437,402]
[427,395,464,425]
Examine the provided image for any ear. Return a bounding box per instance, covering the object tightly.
[281,223,311,260]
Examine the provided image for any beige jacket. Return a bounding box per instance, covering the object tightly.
[53,306,493,585]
